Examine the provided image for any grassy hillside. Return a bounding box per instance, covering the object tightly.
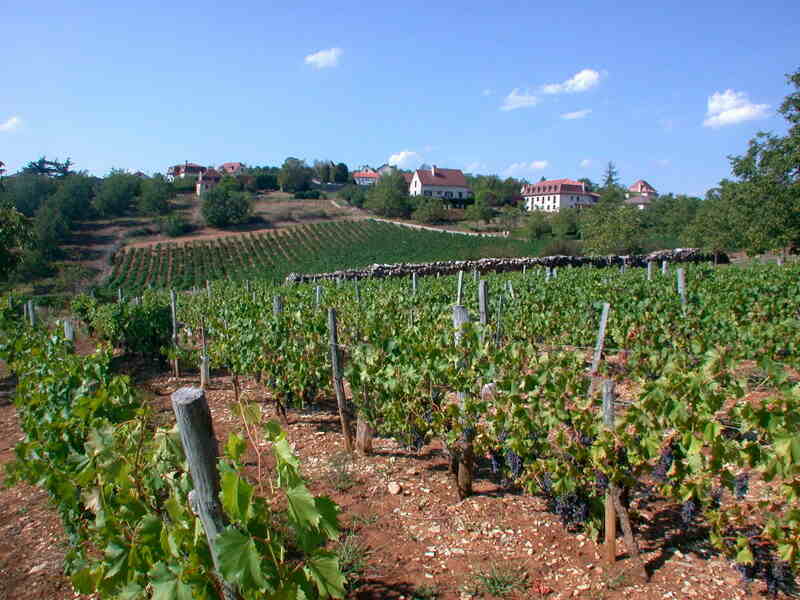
[105,219,532,293]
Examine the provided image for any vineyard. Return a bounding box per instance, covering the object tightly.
[105,219,529,294]
[4,261,800,598]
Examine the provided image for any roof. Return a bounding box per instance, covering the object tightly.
[353,170,380,179]
[402,172,413,184]
[521,178,595,196]
[414,167,469,188]
[201,168,222,179]
[628,179,656,193]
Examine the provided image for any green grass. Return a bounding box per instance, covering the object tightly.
[105,219,534,294]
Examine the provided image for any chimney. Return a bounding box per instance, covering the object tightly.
[431,165,436,176]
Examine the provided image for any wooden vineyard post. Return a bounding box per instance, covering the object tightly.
[523,265,527,275]
[647,261,653,281]
[354,280,361,304]
[452,305,474,499]
[244,279,250,293]
[315,285,322,309]
[602,380,617,568]
[590,303,611,375]
[456,270,464,305]
[777,255,784,267]
[117,288,123,303]
[170,290,180,377]
[473,268,478,283]
[494,293,504,347]
[328,309,353,452]
[206,280,211,297]
[677,268,687,306]
[273,295,284,316]
[412,272,417,295]
[63,318,75,342]
[506,280,515,300]
[478,280,488,326]
[27,300,35,327]
[552,266,558,279]
[200,323,210,390]
[545,267,551,282]
[661,260,668,275]
[171,388,237,600]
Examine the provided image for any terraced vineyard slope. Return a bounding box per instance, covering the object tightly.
[106,219,529,293]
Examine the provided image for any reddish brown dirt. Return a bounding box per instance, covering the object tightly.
[0,356,786,600]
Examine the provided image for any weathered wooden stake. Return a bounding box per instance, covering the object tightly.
[354,280,361,304]
[506,280,515,300]
[170,290,180,377]
[523,265,527,275]
[452,305,473,499]
[603,380,617,568]
[478,280,488,326]
[646,261,653,281]
[117,288,123,303]
[315,285,322,308]
[200,324,210,390]
[677,268,687,306]
[411,272,417,295]
[63,318,75,342]
[590,302,611,375]
[328,309,353,452]
[456,270,464,305]
[244,280,250,293]
[473,268,478,283]
[494,294,504,347]
[171,388,237,600]
[273,295,284,315]
[27,300,35,327]
[206,280,211,297]
[661,260,668,275]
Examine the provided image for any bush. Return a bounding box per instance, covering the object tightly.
[412,198,448,224]
[82,292,171,358]
[93,170,141,216]
[171,176,197,193]
[294,190,322,199]
[464,199,494,224]
[159,214,192,237]
[340,185,367,208]
[201,187,254,228]
[137,176,174,215]
[364,172,412,218]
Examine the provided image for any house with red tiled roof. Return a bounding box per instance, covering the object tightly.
[520,178,599,212]
[625,179,658,209]
[409,166,472,202]
[196,168,222,196]
[353,168,380,186]
[167,162,207,181]
[219,162,245,176]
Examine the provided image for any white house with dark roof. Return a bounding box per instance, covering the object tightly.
[521,178,599,212]
[408,166,472,201]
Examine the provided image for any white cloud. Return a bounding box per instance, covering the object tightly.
[388,150,423,169]
[503,160,549,176]
[482,89,493,96]
[542,69,601,94]
[304,47,343,69]
[561,109,592,120]
[0,116,21,132]
[579,159,592,168]
[500,89,539,111]
[703,89,769,128]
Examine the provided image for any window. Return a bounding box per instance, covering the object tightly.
[424,190,432,197]
[458,192,462,199]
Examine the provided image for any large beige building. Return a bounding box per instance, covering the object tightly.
[521,178,599,212]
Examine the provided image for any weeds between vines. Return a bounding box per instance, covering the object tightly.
[463,563,528,597]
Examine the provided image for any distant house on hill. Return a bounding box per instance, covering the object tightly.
[219,162,245,176]
[196,168,222,196]
[353,168,380,186]
[168,162,207,181]
[625,179,658,210]
[408,166,472,202]
[376,163,397,176]
[521,178,598,212]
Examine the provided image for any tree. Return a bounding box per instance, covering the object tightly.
[464,197,494,224]
[550,207,580,239]
[94,170,141,216]
[723,68,800,254]
[682,182,743,257]
[582,203,643,254]
[413,198,448,224]
[21,156,74,178]
[51,173,96,220]
[137,175,174,215]
[578,177,596,192]
[32,200,70,259]
[2,173,57,216]
[643,193,701,241]
[340,184,367,208]
[364,172,411,217]
[278,157,313,192]
[314,160,333,183]
[0,197,30,280]
[523,210,552,241]
[602,161,620,189]
[201,186,253,228]
[333,163,349,183]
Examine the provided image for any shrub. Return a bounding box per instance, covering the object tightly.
[201,187,254,228]
[294,190,322,199]
[413,198,448,224]
[159,214,192,237]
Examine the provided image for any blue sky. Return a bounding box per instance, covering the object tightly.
[2,0,798,196]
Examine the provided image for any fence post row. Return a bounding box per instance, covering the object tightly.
[328,308,353,452]
[590,302,611,375]
[170,387,238,600]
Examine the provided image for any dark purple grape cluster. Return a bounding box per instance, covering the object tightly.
[489,451,502,475]
[652,444,675,483]
[766,561,794,597]
[734,473,749,500]
[710,486,724,508]
[551,493,589,526]
[505,450,523,479]
[680,499,697,526]
[594,471,609,494]
[578,432,595,448]
[461,425,476,443]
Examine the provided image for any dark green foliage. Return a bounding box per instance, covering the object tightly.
[364,172,412,217]
[295,190,322,199]
[582,203,643,254]
[412,198,448,224]
[50,173,97,220]
[333,162,349,183]
[602,161,620,188]
[201,186,254,228]
[33,200,70,258]
[171,175,197,193]
[0,198,31,280]
[93,170,141,216]
[278,157,314,192]
[339,185,367,208]
[3,173,57,216]
[465,174,520,207]
[159,213,192,237]
[21,156,74,178]
[464,198,494,223]
[137,174,174,215]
